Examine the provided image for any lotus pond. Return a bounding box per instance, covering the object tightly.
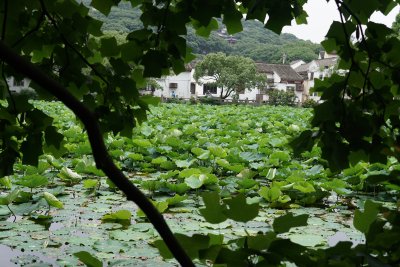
[0,102,398,266]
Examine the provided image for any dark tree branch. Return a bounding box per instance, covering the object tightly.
[0,40,194,267]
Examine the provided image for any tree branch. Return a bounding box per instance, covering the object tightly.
[0,40,194,267]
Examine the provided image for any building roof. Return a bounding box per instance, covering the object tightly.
[290,59,303,65]
[185,61,197,71]
[294,62,311,73]
[256,63,303,82]
[314,57,338,68]
[294,57,338,73]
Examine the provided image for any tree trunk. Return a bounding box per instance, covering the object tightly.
[0,40,194,267]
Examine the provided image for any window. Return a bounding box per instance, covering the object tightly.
[319,74,323,80]
[13,79,24,87]
[310,72,314,80]
[295,84,303,91]
[169,82,178,89]
[203,84,217,94]
[190,83,196,94]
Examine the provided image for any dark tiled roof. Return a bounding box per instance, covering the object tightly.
[294,57,338,73]
[294,62,311,73]
[185,61,198,71]
[256,63,303,81]
[314,57,338,68]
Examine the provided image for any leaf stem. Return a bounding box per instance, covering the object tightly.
[6,204,16,222]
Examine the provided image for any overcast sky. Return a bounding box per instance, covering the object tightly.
[282,0,400,43]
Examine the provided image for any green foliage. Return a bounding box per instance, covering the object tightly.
[194,53,266,99]
[101,209,132,225]
[74,251,102,267]
[43,192,64,209]
[268,89,298,106]
[1,0,400,266]
[301,98,318,108]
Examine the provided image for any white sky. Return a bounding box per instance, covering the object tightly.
[282,0,400,43]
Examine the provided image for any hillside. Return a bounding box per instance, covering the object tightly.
[87,1,321,64]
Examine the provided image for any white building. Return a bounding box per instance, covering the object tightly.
[255,63,305,103]
[6,77,31,93]
[293,52,339,101]
[148,62,305,103]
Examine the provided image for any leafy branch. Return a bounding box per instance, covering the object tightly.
[0,40,194,267]
[38,0,111,91]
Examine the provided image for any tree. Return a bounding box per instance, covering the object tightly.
[194,52,265,99]
[393,12,400,35]
[1,0,400,266]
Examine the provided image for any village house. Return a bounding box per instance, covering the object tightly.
[150,62,305,103]
[5,77,31,94]
[255,63,304,103]
[291,51,339,101]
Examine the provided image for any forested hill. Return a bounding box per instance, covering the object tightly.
[86,1,321,64]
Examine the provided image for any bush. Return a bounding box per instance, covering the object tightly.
[198,96,221,105]
[268,89,297,106]
[11,88,39,100]
[302,98,318,108]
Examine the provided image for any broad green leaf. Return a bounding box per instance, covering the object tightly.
[293,181,315,193]
[0,190,20,205]
[273,213,308,234]
[175,159,196,168]
[137,201,168,217]
[74,251,102,267]
[259,186,281,202]
[0,177,12,189]
[354,200,381,234]
[199,192,227,224]
[43,192,64,209]
[58,167,82,182]
[236,168,257,179]
[102,210,132,225]
[83,179,99,189]
[223,194,259,222]
[132,139,152,148]
[17,174,48,189]
[208,146,227,158]
[247,232,277,250]
[166,194,188,206]
[184,175,204,189]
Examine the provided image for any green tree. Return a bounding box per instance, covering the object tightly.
[393,12,400,35]
[194,52,266,99]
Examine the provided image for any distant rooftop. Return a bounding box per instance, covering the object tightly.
[256,63,303,81]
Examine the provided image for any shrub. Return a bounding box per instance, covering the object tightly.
[302,98,318,108]
[268,89,297,106]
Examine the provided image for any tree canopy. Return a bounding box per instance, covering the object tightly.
[194,52,265,99]
[1,0,400,265]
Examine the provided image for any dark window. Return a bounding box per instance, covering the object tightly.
[296,84,303,91]
[203,84,217,94]
[169,82,178,89]
[190,83,196,94]
[13,79,24,87]
[310,72,314,80]
[319,74,323,80]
